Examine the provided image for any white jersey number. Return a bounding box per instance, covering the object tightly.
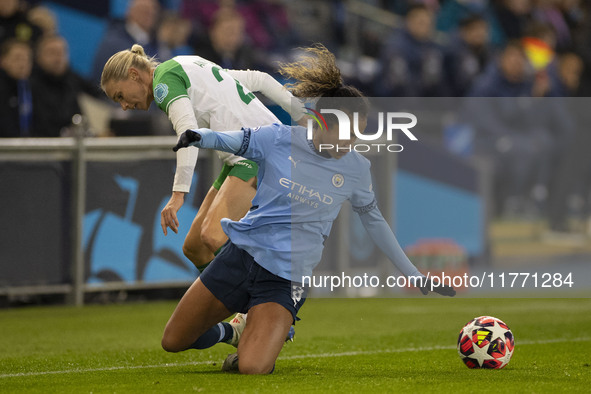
[211,65,256,105]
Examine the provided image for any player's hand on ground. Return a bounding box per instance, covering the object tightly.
[173,129,201,152]
[419,278,456,297]
[161,192,185,235]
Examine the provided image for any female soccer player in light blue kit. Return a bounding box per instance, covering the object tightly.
[161,45,455,374]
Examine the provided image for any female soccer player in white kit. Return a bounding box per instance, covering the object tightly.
[101,44,304,272]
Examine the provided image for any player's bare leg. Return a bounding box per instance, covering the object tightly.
[200,175,256,253]
[161,278,232,352]
[235,302,293,374]
[183,176,256,269]
[183,187,218,268]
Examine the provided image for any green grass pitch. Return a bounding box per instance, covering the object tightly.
[1,297,590,393]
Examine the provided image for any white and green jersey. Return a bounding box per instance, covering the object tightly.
[152,55,301,193]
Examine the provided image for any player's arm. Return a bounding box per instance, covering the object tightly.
[154,63,200,235]
[355,205,455,297]
[174,128,244,154]
[167,97,200,192]
[174,124,282,162]
[225,69,306,121]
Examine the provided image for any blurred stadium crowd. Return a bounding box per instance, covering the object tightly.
[1,0,590,229]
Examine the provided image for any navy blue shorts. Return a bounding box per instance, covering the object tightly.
[199,241,306,322]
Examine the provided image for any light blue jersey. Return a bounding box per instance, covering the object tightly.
[192,124,424,282]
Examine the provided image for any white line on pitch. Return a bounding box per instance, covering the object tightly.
[0,337,588,379]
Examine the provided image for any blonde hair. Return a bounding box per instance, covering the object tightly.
[100,44,159,91]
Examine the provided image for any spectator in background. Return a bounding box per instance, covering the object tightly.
[193,6,257,70]
[376,5,447,97]
[466,41,533,214]
[533,0,572,51]
[238,0,296,54]
[444,14,492,96]
[520,22,557,97]
[465,41,562,216]
[91,0,159,84]
[0,0,42,44]
[548,52,583,96]
[493,0,533,43]
[0,39,33,138]
[181,0,295,54]
[519,24,580,215]
[522,22,557,63]
[30,35,100,137]
[436,0,504,46]
[437,0,487,31]
[545,51,587,233]
[468,40,536,97]
[376,4,448,97]
[543,51,583,232]
[27,5,57,36]
[180,0,225,30]
[156,12,193,61]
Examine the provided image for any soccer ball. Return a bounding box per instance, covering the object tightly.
[457,316,515,369]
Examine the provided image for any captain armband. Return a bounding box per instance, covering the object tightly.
[352,199,377,214]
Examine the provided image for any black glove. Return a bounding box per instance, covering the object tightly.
[173,129,201,152]
[419,278,456,297]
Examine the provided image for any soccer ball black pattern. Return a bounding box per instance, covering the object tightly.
[457,316,515,369]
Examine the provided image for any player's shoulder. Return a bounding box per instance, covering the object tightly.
[152,59,193,110]
[347,151,372,171]
[169,55,211,67]
[153,58,188,87]
[339,151,372,182]
[155,56,215,78]
[249,122,289,137]
[290,125,307,138]
[247,123,292,147]
[155,58,182,76]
